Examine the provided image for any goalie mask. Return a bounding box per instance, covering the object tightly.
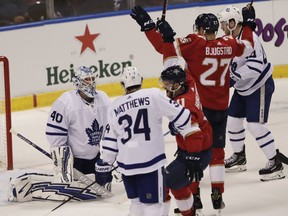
[121,66,143,90]
[218,6,243,32]
[72,66,97,98]
[159,65,186,99]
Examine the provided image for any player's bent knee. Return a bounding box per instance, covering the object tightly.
[247,122,268,137]
[227,116,245,132]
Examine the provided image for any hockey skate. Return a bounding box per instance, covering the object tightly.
[259,154,285,181]
[174,188,204,216]
[193,188,204,216]
[224,146,247,172]
[174,207,196,216]
[211,188,225,216]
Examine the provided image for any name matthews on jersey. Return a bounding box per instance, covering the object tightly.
[206,47,232,55]
[114,97,150,117]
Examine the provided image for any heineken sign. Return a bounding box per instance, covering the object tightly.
[46,60,132,86]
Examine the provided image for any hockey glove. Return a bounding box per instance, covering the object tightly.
[130,6,156,31]
[242,4,256,31]
[169,122,180,136]
[156,19,176,42]
[95,159,113,191]
[230,61,241,82]
[179,152,203,182]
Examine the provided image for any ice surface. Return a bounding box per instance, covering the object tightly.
[1,79,288,216]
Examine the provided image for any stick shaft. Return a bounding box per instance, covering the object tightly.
[161,0,168,20]
[10,128,52,159]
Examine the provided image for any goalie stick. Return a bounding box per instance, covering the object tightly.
[10,128,113,199]
[44,178,98,216]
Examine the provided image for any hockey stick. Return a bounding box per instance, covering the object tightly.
[161,0,168,20]
[277,149,288,165]
[44,179,97,216]
[10,128,113,199]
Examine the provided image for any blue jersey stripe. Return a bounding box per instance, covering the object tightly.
[117,153,166,170]
[47,123,68,132]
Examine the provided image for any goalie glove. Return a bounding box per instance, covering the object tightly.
[95,159,113,191]
[130,6,156,32]
[51,146,74,183]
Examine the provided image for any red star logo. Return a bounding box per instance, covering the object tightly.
[75,24,100,54]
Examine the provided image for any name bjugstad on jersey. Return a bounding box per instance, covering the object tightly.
[206,46,232,55]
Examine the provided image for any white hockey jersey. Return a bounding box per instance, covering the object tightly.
[46,90,110,160]
[102,88,195,176]
[231,31,272,96]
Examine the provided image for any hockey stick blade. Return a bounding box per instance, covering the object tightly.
[277,149,288,165]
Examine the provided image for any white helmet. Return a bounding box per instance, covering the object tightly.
[218,5,243,31]
[121,66,143,89]
[72,66,97,98]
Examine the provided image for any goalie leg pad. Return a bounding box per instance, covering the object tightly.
[8,174,33,202]
[9,172,98,202]
[51,146,74,182]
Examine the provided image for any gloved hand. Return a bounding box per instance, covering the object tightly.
[242,4,256,30]
[230,61,241,82]
[169,122,180,136]
[183,152,203,182]
[130,6,155,31]
[156,19,176,42]
[95,159,113,191]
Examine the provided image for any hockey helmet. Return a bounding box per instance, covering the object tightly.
[218,5,243,31]
[193,13,219,34]
[159,65,186,98]
[160,65,186,84]
[121,66,143,89]
[72,66,97,98]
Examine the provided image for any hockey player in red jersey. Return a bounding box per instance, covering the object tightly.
[160,65,213,216]
[130,7,254,214]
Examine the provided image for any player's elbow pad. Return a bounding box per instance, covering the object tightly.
[184,131,203,153]
[180,123,200,138]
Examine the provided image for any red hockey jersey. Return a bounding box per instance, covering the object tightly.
[145,27,253,110]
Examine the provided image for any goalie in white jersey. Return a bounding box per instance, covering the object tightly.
[102,66,201,216]
[46,66,113,190]
[218,4,285,181]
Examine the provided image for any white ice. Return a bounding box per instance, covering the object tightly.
[1,78,288,216]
